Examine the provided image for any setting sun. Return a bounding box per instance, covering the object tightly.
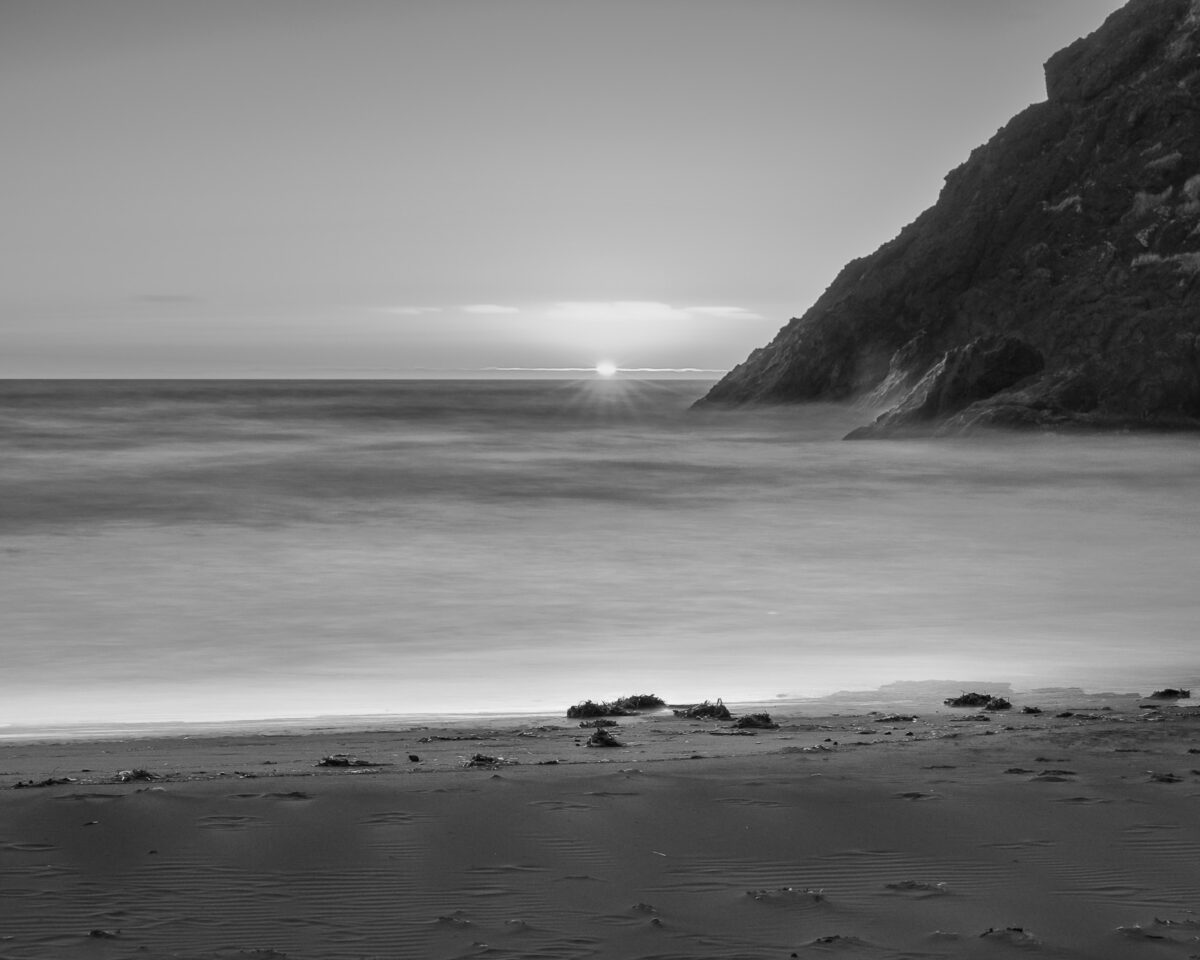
[595,361,618,377]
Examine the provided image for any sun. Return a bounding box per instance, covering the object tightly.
[595,360,618,377]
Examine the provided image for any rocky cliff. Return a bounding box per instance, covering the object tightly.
[699,0,1200,436]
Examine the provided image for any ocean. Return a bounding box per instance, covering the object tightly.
[3,378,1199,735]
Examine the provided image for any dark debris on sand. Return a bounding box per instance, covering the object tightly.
[980,927,1040,945]
[612,694,666,710]
[13,777,78,789]
[463,753,519,768]
[316,755,387,768]
[944,691,993,708]
[672,699,732,720]
[566,694,665,718]
[944,692,1011,710]
[748,886,824,903]
[567,700,630,719]
[115,769,161,782]
[733,712,779,729]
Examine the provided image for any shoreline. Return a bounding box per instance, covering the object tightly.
[4,678,1192,746]
[3,688,1199,958]
[4,685,1195,786]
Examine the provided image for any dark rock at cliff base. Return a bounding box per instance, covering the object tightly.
[698,0,1200,436]
[847,336,1044,438]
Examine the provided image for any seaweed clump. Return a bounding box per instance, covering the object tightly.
[943,692,993,708]
[316,755,380,768]
[464,753,519,768]
[566,694,665,719]
[14,777,78,789]
[673,699,732,720]
[567,700,629,719]
[1148,688,1191,700]
[612,694,666,710]
[115,768,162,781]
[733,712,779,730]
[586,728,623,748]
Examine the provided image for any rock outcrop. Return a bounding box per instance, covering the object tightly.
[699,0,1200,436]
[845,336,1045,438]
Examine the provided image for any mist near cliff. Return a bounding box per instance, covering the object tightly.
[3,379,1197,730]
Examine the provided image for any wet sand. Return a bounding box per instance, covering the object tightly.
[3,691,1199,959]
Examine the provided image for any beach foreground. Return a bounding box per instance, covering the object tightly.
[3,693,1199,959]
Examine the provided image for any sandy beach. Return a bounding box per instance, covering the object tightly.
[3,689,1199,960]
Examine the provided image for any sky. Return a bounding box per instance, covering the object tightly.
[2,0,1128,378]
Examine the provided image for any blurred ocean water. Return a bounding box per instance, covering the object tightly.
[3,378,1199,730]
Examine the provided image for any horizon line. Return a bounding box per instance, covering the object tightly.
[0,370,729,381]
[481,366,728,373]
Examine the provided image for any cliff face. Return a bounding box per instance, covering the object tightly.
[699,0,1200,436]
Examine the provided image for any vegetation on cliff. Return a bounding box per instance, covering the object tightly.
[700,0,1200,436]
